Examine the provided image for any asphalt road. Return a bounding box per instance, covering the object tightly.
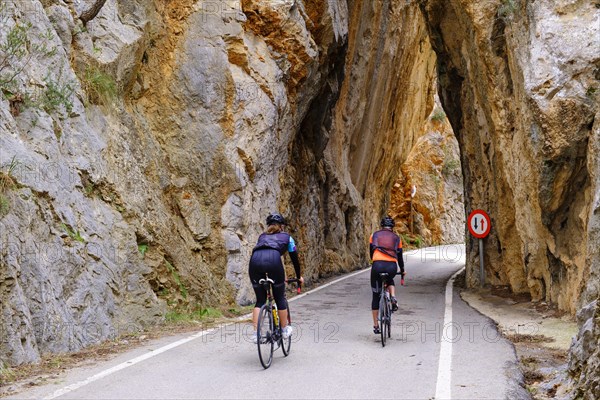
[10,245,527,400]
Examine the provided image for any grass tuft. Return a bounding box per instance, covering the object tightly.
[81,66,117,106]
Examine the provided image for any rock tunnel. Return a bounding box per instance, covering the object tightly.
[0,0,598,378]
[280,0,599,317]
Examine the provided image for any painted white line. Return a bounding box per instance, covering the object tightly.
[43,329,211,399]
[288,267,369,303]
[42,267,370,399]
[434,267,465,400]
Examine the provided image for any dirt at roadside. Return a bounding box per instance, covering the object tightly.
[461,284,577,400]
[509,335,570,399]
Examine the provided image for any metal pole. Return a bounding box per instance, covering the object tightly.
[410,201,414,234]
[479,238,484,287]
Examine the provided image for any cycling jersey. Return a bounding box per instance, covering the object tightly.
[250,232,301,310]
[251,231,301,287]
[253,232,297,254]
[369,229,402,262]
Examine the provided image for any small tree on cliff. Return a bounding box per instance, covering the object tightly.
[80,0,107,25]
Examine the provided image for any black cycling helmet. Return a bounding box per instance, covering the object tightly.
[380,215,395,228]
[266,213,286,226]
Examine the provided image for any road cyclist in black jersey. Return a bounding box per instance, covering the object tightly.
[248,213,304,344]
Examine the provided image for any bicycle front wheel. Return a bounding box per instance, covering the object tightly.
[257,305,274,369]
[387,302,392,338]
[281,303,292,356]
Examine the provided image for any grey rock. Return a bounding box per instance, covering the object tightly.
[46,5,75,52]
[177,193,212,241]
[569,300,600,398]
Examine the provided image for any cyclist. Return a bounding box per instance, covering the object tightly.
[249,213,304,343]
[369,215,405,334]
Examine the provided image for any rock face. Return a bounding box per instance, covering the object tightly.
[569,300,600,399]
[417,1,599,395]
[389,101,465,246]
[285,0,437,275]
[420,0,600,311]
[0,0,351,364]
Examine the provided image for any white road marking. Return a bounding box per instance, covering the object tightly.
[43,327,226,400]
[43,266,372,399]
[435,267,465,400]
[288,267,369,303]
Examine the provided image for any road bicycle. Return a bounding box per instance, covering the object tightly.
[256,275,301,369]
[376,272,393,347]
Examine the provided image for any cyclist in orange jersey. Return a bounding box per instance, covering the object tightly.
[369,216,405,334]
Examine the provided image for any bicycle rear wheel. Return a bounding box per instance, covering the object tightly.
[281,303,292,356]
[379,294,387,347]
[257,305,274,369]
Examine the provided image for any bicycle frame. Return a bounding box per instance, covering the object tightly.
[260,277,282,346]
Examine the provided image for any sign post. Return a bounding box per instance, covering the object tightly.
[467,209,491,287]
[410,185,417,233]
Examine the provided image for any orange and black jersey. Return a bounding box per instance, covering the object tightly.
[369,229,405,272]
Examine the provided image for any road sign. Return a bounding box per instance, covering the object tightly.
[468,209,491,239]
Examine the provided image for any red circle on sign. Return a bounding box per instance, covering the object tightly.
[468,209,491,239]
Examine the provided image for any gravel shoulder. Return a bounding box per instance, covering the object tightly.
[461,286,578,399]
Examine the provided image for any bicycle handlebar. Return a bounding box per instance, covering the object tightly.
[286,278,302,294]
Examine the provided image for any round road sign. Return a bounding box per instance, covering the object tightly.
[468,209,491,239]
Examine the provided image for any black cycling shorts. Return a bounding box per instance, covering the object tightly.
[248,249,287,310]
[370,260,397,310]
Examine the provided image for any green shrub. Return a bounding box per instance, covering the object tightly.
[0,8,61,115]
[430,108,446,122]
[442,158,461,176]
[0,156,20,215]
[0,156,19,190]
[0,361,16,386]
[165,260,188,299]
[414,235,423,248]
[498,0,517,20]
[39,74,75,114]
[138,244,148,257]
[60,223,86,243]
[0,195,9,216]
[0,23,30,90]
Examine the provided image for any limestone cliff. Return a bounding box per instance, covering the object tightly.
[418,1,599,395]
[281,0,437,276]
[420,0,599,313]
[389,100,465,246]
[0,0,352,365]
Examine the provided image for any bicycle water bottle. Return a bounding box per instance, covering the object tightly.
[272,308,279,327]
